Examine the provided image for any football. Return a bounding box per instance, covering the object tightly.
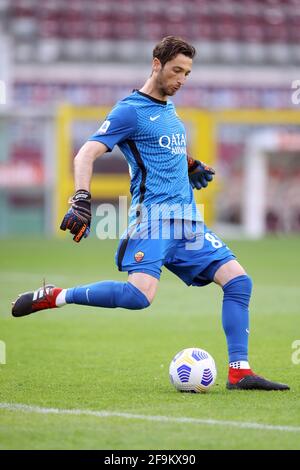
[169,347,217,392]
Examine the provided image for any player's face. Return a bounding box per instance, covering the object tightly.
[154,54,192,97]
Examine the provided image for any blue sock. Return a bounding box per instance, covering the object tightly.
[65,281,150,310]
[222,275,252,363]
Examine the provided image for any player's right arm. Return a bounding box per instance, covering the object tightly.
[74,140,108,192]
[60,140,108,243]
[60,102,137,243]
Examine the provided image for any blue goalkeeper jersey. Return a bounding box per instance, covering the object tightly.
[88,90,201,223]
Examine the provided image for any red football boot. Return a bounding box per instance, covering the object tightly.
[12,284,62,317]
[227,367,290,391]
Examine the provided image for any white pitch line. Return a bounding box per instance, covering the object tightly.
[0,402,299,433]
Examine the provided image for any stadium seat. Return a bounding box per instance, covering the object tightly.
[2,0,300,65]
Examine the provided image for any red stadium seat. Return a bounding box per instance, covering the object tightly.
[5,0,299,65]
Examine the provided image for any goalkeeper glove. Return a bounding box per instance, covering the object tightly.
[188,158,215,190]
[60,189,91,243]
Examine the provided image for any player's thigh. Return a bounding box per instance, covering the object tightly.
[214,260,246,287]
[128,272,159,304]
[115,220,166,282]
[165,225,236,287]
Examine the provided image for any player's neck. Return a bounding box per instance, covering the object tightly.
[139,79,167,103]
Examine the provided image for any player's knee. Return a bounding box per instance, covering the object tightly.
[223,274,253,297]
[134,285,156,306]
[242,274,252,295]
[214,260,246,286]
[132,294,151,310]
[125,282,151,310]
[144,291,156,305]
[127,273,158,307]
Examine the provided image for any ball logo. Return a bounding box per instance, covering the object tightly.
[134,251,144,262]
[201,368,214,386]
[177,364,191,383]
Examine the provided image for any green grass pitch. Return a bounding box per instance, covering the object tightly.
[0,237,300,450]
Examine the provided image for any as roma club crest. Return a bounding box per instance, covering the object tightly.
[134,251,144,262]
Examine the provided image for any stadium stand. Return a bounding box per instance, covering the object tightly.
[1,1,300,235]
[1,0,299,65]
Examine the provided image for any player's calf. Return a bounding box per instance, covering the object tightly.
[65,281,150,310]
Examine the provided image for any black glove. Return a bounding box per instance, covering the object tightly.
[60,189,91,242]
[188,158,215,190]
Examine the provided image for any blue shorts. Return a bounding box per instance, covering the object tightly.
[115,219,236,286]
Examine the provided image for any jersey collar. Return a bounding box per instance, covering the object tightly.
[133,89,167,105]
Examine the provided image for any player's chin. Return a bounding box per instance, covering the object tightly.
[167,88,180,96]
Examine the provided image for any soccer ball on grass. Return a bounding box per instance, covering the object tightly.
[169,347,217,393]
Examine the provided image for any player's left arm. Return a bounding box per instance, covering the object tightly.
[187,156,215,190]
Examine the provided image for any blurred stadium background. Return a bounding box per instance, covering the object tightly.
[1,0,300,238]
[1,0,300,451]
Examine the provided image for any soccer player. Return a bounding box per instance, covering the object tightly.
[12,36,289,391]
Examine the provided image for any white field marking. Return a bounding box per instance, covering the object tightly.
[0,403,299,433]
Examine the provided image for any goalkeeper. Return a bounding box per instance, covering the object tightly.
[12,36,289,391]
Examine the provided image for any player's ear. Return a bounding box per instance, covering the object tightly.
[152,57,162,73]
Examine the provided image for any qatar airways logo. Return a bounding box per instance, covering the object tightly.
[159,133,186,154]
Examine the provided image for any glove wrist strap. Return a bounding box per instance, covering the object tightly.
[187,157,198,173]
[73,189,91,201]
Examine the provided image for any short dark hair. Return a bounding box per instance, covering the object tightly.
[153,36,196,67]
